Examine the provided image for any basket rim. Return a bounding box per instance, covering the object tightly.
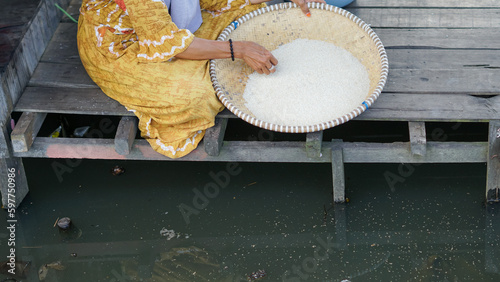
[209,2,389,133]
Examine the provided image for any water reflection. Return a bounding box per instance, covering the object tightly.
[1,160,499,281]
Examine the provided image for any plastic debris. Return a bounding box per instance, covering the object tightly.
[73,126,90,137]
[50,125,62,138]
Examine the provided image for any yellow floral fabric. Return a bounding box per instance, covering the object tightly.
[77,0,264,158]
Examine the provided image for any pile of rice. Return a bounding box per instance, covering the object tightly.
[243,38,370,127]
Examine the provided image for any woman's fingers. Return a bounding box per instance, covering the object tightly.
[291,0,310,15]
[292,0,327,16]
[239,41,278,75]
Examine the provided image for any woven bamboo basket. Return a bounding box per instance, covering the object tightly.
[210,2,389,133]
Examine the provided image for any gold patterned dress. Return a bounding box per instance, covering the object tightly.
[77,0,264,158]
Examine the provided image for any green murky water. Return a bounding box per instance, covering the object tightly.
[1,159,499,281]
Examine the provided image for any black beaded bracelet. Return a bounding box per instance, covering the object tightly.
[229,39,235,61]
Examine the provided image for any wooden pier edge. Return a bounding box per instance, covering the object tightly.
[0,0,72,208]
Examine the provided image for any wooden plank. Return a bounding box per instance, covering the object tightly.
[61,0,82,23]
[348,0,500,8]
[350,8,500,28]
[0,120,9,158]
[35,0,52,48]
[13,137,488,164]
[19,26,40,75]
[486,120,500,203]
[40,23,80,64]
[204,118,228,156]
[342,141,487,163]
[114,116,138,155]
[11,112,47,153]
[385,69,500,94]
[408,121,427,156]
[331,140,345,203]
[0,81,13,123]
[28,59,500,94]
[15,87,130,116]
[378,29,500,49]
[359,94,500,122]
[387,49,500,70]
[37,24,500,68]
[29,63,97,88]
[306,131,323,158]
[14,88,500,122]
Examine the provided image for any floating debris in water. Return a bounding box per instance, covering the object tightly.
[56,217,82,241]
[70,253,77,257]
[38,261,65,281]
[159,228,191,241]
[111,165,125,176]
[57,217,71,230]
[160,228,176,240]
[247,269,266,281]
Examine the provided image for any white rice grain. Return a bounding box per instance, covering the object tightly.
[243,38,370,127]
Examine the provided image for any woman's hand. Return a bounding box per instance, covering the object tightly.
[234,41,278,75]
[289,0,326,16]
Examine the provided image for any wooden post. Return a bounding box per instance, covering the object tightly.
[486,120,500,203]
[11,112,47,152]
[115,116,138,155]
[204,118,228,156]
[409,121,427,156]
[306,131,323,158]
[331,139,345,203]
[1,123,29,209]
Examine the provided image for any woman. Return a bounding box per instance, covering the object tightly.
[77,0,324,158]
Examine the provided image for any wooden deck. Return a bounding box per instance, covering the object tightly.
[2,0,500,207]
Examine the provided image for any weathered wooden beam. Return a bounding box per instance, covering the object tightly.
[0,82,13,124]
[11,112,47,152]
[409,121,427,156]
[204,118,228,156]
[1,125,29,208]
[13,138,490,164]
[331,140,345,203]
[486,120,500,203]
[114,116,138,156]
[306,131,323,158]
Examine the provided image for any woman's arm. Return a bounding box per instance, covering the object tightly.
[175,38,278,75]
